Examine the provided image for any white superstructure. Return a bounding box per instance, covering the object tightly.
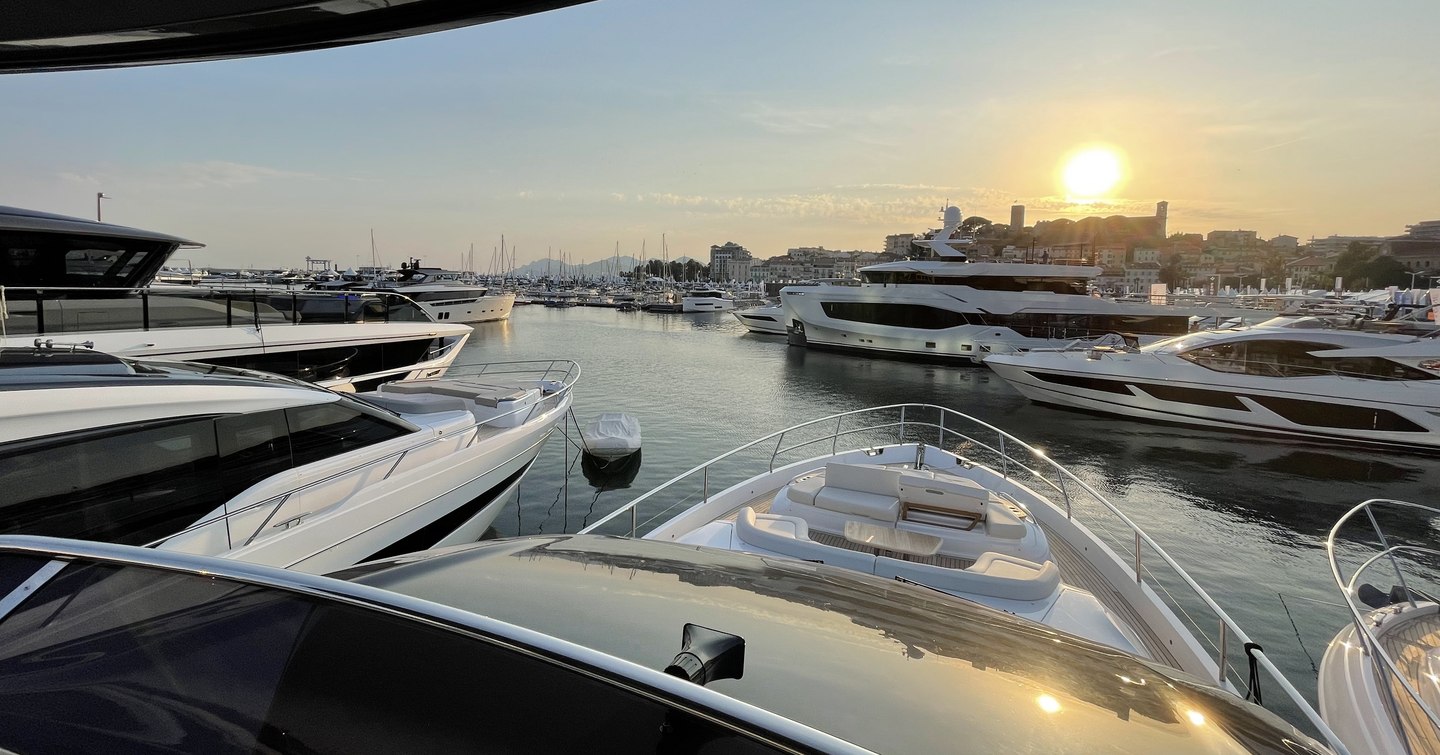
[782,206,1194,363]
[0,206,471,391]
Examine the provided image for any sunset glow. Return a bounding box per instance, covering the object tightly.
[1062,148,1123,200]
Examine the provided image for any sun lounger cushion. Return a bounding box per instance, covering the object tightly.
[984,500,1028,540]
[813,487,900,522]
[824,462,902,497]
[897,472,989,517]
[785,472,826,506]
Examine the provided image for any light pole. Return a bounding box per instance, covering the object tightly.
[96,192,110,221]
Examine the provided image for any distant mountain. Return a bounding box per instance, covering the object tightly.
[509,255,698,278]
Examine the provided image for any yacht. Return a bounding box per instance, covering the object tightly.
[0,206,472,390]
[0,347,577,574]
[732,303,787,334]
[1320,498,1440,755]
[781,206,1194,364]
[985,317,1440,450]
[354,259,515,324]
[0,529,1337,754]
[582,403,1350,754]
[680,288,736,312]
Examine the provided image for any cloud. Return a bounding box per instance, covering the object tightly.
[169,160,319,189]
[58,172,103,187]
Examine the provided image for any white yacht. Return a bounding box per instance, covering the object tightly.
[583,403,1349,754]
[1320,498,1440,755]
[0,206,472,391]
[0,530,1335,755]
[732,303,787,334]
[781,206,1194,363]
[680,288,736,312]
[362,260,515,324]
[986,317,1440,450]
[0,347,577,574]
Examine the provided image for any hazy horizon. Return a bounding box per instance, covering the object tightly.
[2,0,1436,268]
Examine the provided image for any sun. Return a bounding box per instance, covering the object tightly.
[1062,147,1123,199]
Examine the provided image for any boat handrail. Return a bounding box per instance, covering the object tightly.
[0,285,442,332]
[581,403,1349,754]
[1326,498,1440,743]
[144,359,580,552]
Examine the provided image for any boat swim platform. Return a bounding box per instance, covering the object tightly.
[713,482,1180,670]
[1379,611,1440,755]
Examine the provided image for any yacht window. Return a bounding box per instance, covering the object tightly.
[0,561,314,755]
[1,232,171,288]
[0,417,230,545]
[821,302,974,329]
[286,402,411,467]
[1179,343,1248,373]
[217,410,294,480]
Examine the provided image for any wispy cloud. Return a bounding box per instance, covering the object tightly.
[169,161,319,189]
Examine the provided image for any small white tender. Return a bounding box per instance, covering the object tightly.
[581,412,642,459]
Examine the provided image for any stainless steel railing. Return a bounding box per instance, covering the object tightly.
[1327,498,1440,748]
[581,403,1349,754]
[0,286,439,335]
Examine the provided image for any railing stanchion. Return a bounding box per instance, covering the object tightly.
[832,416,841,455]
[141,290,150,330]
[1134,531,1142,583]
[1217,620,1228,685]
[703,466,709,503]
[998,435,1008,479]
[1365,503,1418,608]
[899,405,906,445]
[226,294,233,327]
[630,504,637,538]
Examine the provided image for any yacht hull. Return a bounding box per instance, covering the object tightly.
[4,322,472,390]
[732,305,787,335]
[214,390,571,574]
[781,284,1189,363]
[419,293,516,324]
[987,352,1440,449]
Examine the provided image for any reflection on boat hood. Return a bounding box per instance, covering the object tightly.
[339,534,1327,754]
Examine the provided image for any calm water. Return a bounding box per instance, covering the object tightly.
[456,304,1440,712]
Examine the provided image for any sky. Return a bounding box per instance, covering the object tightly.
[2,0,1438,270]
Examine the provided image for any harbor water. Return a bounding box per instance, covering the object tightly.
[457,304,1440,710]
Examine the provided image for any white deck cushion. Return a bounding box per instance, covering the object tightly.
[824,462,902,497]
[874,553,1060,602]
[897,472,989,517]
[813,487,900,522]
[984,500,1028,540]
[359,392,468,416]
[785,472,826,506]
[734,508,875,572]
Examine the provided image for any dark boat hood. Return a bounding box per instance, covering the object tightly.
[0,0,592,73]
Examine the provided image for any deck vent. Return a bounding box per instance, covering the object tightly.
[664,624,745,686]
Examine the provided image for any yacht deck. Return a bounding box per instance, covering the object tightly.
[715,480,1179,668]
[1379,611,1440,755]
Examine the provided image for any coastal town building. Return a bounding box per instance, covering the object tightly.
[709,241,753,283]
[884,233,915,256]
[1381,220,1440,270]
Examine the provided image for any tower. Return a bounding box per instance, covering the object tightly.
[1155,201,1168,238]
[1010,204,1025,232]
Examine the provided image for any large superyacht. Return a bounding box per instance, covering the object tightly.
[781,206,1195,363]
